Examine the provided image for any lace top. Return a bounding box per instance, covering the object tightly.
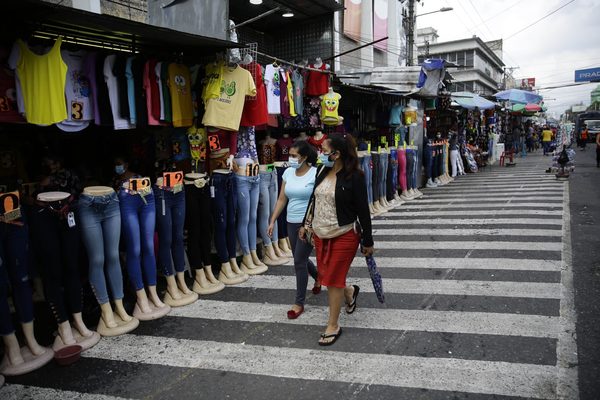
[312,175,353,239]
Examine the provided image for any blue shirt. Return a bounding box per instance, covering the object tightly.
[283,166,316,223]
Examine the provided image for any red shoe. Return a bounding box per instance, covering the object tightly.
[287,306,304,319]
[312,282,322,295]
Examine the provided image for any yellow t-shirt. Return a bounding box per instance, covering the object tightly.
[202,65,256,131]
[168,63,194,128]
[542,129,553,142]
[321,91,341,125]
[286,71,297,117]
[16,37,67,125]
[202,61,223,104]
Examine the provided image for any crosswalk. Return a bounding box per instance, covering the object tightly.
[2,154,579,399]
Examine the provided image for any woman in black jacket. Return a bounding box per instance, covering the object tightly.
[300,134,374,346]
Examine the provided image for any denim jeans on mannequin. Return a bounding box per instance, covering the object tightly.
[378,153,388,200]
[287,222,318,306]
[78,192,124,305]
[118,190,157,290]
[211,173,237,264]
[359,156,373,204]
[185,183,213,269]
[275,167,288,239]
[398,149,407,192]
[235,174,260,255]
[154,187,186,276]
[413,146,420,188]
[0,220,34,334]
[423,144,433,179]
[389,150,398,199]
[29,204,82,324]
[371,152,380,201]
[406,149,415,190]
[258,171,278,246]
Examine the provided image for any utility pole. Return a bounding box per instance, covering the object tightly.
[407,0,415,66]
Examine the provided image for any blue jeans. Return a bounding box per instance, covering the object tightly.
[288,222,318,306]
[359,156,373,204]
[154,187,186,276]
[235,174,260,254]
[371,152,380,200]
[423,144,433,179]
[406,149,416,189]
[118,190,157,290]
[389,150,398,199]
[211,173,237,263]
[0,220,34,335]
[258,171,278,246]
[378,153,387,200]
[543,141,551,155]
[413,147,420,188]
[78,192,124,304]
[275,167,288,238]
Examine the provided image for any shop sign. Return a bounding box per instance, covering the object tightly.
[574,67,600,82]
[520,78,535,89]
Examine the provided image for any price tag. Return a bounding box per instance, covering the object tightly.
[208,134,221,151]
[210,186,215,198]
[67,211,76,228]
[0,191,22,222]
[128,177,151,192]
[163,171,184,188]
[71,101,84,120]
[245,163,260,177]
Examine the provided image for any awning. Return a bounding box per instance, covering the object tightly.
[451,91,496,110]
[338,66,424,96]
[494,89,543,105]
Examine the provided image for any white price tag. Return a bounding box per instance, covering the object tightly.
[210,186,215,198]
[67,212,76,228]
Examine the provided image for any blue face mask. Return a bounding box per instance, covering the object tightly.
[288,157,304,169]
[115,165,126,175]
[319,153,335,167]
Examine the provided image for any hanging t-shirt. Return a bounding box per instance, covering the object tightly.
[155,62,165,121]
[57,49,93,132]
[13,38,67,125]
[283,166,317,223]
[125,56,137,125]
[168,63,194,128]
[202,65,256,131]
[264,64,281,115]
[6,42,26,116]
[305,96,321,129]
[280,69,290,119]
[0,46,24,124]
[143,59,161,126]
[389,104,402,126]
[160,62,173,123]
[291,69,304,116]
[104,54,135,130]
[202,61,223,104]
[240,62,268,127]
[276,136,294,161]
[112,54,130,120]
[83,53,113,127]
[320,91,341,125]
[286,71,297,117]
[207,128,237,155]
[305,63,329,96]
[131,57,148,128]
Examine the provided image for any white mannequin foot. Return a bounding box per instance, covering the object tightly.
[241,253,268,275]
[113,299,133,323]
[250,250,268,268]
[57,321,76,346]
[262,244,287,266]
[72,313,94,338]
[176,272,194,295]
[22,322,46,357]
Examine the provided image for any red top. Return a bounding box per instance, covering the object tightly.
[308,133,328,152]
[0,47,24,124]
[305,63,329,96]
[241,62,268,127]
[276,136,294,161]
[145,59,161,122]
[206,128,238,156]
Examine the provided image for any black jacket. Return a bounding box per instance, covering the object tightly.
[303,166,373,247]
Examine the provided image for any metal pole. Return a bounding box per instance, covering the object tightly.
[407,0,415,66]
[324,36,389,61]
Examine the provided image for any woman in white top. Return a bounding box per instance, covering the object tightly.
[268,141,319,319]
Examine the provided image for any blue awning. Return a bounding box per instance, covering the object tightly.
[451,91,496,110]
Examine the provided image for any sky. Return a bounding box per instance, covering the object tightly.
[414,0,600,118]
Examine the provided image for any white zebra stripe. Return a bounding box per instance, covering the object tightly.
[343,257,561,271]
[372,228,562,237]
[375,241,561,251]
[386,210,562,217]
[400,203,561,209]
[372,218,562,226]
[411,197,563,203]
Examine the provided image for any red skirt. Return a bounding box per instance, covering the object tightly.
[314,229,360,288]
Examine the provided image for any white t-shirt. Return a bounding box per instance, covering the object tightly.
[104,54,135,130]
[57,50,93,132]
[264,64,281,115]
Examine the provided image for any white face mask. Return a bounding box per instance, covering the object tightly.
[288,157,304,169]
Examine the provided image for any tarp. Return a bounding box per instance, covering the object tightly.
[416,58,446,97]
[451,91,496,110]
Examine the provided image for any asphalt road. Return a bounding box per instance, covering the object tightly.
[2,150,594,399]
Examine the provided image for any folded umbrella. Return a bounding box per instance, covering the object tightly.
[361,243,385,303]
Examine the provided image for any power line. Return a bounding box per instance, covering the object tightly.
[504,0,577,41]
[468,0,521,30]
[467,0,496,39]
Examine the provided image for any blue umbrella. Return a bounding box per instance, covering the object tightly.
[493,89,543,104]
[451,91,496,110]
[361,243,385,303]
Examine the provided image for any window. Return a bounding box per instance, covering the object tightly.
[457,51,465,68]
[465,50,474,68]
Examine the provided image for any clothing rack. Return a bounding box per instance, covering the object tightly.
[254,50,335,75]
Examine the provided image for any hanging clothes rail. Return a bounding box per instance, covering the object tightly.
[254,50,335,75]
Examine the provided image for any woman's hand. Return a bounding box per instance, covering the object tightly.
[361,246,374,256]
[298,226,307,242]
[267,222,275,238]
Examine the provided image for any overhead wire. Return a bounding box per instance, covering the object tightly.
[504,0,577,41]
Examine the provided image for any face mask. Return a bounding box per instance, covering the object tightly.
[319,153,335,167]
[288,157,304,169]
[115,165,126,175]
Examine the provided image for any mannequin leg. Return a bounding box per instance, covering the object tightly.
[219,261,249,285]
[72,312,93,337]
[147,286,169,310]
[135,289,152,314]
[2,334,24,366]
[165,275,183,300]
[57,321,76,346]
[194,268,225,294]
[21,322,46,356]
[176,272,193,295]
[113,299,132,322]
[263,243,286,266]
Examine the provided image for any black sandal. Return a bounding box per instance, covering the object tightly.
[318,327,342,346]
[345,285,360,314]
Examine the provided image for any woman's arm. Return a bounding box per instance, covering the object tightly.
[267,181,288,237]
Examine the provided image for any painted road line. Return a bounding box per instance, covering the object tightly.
[342,257,561,271]
[411,197,563,203]
[387,210,562,217]
[375,241,561,251]
[422,192,563,198]
[235,275,561,299]
[82,335,557,399]
[372,228,562,237]
[372,218,562,225]
[166,300,560,338]
[400,203,562,209]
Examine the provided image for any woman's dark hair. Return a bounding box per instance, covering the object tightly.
[291,140,318,166]
[327,134,362,178]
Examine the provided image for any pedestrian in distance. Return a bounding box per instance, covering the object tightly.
[580,125,588,151]
[268,141,321,320]
[541,125,553,156]
[300,134,374,346]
